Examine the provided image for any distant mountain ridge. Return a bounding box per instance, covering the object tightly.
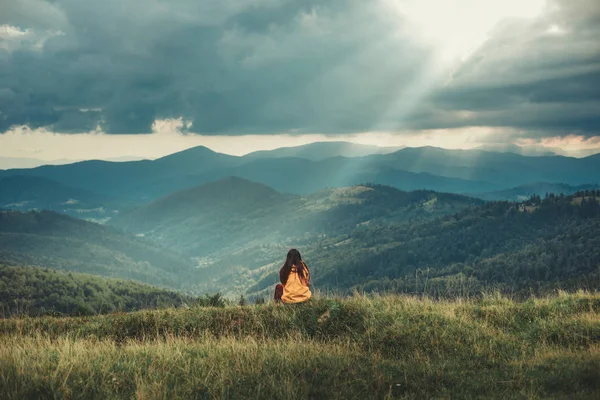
[0,157,75,170]
[245,141,403,160]
[0,175,114,220]
[0,146,243,202]
[0,145,598,213]
[475,143,558,156]
[370,146,600,187]
[205,156,498,194]
[0,156,145,170]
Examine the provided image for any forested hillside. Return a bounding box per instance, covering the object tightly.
[110,177,295,256]
[0,265,197,317]
[248,191,600,297]
[2,185,599,300]
[0,210,196,288]
[474,182,600,201]
[110,178,481,258]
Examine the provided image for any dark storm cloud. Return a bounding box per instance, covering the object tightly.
[0,0,599,136]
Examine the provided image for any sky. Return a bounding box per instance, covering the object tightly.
[1,0,599,163]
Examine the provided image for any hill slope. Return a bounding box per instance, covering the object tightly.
[110,178,482,258]
[0,265,196,317]
[0,175,115,220]
[0,210,196,288]
[110,177,298,257]
[247,192,600,297]
[110,178,482,295]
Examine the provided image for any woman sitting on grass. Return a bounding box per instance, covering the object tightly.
[274,249,312,304]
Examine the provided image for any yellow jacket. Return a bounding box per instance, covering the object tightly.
[281,263,312,304]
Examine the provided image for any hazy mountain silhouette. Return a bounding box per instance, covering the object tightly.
[205,156,498,194]
[244,141,403,161]
[475,143,558,156]
[370,147,600,187]
[0,175,120,220]
[0,157,75,170]
[1,146,598,207]
[0,146,242,202]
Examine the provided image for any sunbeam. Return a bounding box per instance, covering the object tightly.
[362,0,549,177]
[386,0,546,63]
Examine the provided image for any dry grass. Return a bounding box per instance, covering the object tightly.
[1,291,599,399]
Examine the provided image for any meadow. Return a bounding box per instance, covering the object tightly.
[1,291,599,399]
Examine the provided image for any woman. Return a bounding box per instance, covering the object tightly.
[274,249,312,304]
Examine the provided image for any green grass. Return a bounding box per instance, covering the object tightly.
[1,291,599,399]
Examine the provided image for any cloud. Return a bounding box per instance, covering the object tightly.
[0,0,599,138]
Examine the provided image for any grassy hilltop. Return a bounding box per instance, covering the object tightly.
[1,291,599,399]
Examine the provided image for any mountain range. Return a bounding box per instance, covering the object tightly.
[1,142,598,216]
[0,157,76,170]
[0,156,146,170]
[475,143,558,156]
[244,141,403,160]
[1,141,599,300]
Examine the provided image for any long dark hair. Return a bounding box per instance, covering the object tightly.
[280,248,309,285]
